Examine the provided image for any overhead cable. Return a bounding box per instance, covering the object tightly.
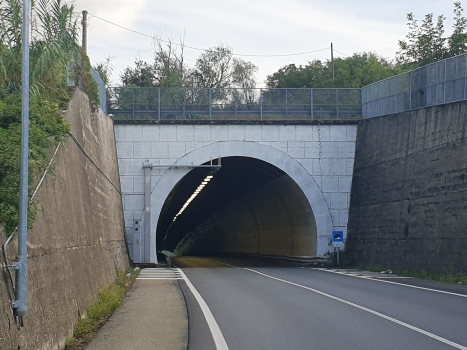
[88,13,331,58]
[334,49,350,57]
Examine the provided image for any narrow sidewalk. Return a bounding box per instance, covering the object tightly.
[86,269,188,350]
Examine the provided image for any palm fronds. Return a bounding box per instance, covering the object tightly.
[0,0,81,98]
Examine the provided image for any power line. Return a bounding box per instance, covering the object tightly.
[334,49,349,57]
[88,13,331,58]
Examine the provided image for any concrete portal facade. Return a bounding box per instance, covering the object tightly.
[115,124,357,263]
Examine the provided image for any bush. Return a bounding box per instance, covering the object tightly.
[0,93,70,234]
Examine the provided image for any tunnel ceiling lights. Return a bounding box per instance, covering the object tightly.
[173,175,214,222]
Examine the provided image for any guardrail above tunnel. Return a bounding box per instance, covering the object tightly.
[106,87,362,121]
[362,53,467,118]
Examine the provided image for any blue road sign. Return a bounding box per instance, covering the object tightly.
[332,231,344,243]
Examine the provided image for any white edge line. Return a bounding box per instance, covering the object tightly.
[314,269,467,298]
[136,278,183,280]
[177,268,229,350]
[242,267,467,350]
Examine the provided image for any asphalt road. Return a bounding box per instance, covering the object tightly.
[173,256,467,350]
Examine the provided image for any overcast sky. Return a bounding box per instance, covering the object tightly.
[74,0,461,87]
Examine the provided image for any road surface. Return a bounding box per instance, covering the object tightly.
[173,256,467,350]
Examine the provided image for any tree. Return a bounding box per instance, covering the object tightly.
[120,40,258,91]
[188,44,258,90]
[265,53,399,89]
[93,55,115,86]
[120,32,188,87]
[448,1,467,56]
[396,1,467,69]
[120,57,157,87]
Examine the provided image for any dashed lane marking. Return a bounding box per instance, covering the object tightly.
[204,259,467,350]
[313,268,467,298]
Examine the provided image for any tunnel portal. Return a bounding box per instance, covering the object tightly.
[156,157,317,258]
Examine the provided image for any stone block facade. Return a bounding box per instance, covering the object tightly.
[114,124,357,258]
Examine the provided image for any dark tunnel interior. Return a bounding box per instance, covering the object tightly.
[156,157,317,258]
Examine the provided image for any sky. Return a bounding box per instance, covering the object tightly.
[74,0,462,87]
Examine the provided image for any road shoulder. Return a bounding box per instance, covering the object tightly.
[85,278,188,350]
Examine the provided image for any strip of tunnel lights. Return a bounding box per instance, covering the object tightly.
[173,175,214,222]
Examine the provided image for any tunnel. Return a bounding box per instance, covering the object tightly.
[155,156,318,258]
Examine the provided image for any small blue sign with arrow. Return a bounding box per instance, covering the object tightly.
[332,231,344,243]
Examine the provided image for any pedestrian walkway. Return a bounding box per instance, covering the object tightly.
[85,268,188,350]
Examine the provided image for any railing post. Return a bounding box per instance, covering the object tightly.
[311,89,314,121]
[409,71,412,110]
[158,88,161,121]
[285,88,288,120]
[444,60,447,104]
[132,88,135,120]
[183,88,186,120]
[209,88,212,121]
[260,88,263,121]
[143,165,152,263]
[336,89,339,120]
[464,55,467,101]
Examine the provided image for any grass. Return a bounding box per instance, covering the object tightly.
[358,264,467,285]
[64,268,140,350]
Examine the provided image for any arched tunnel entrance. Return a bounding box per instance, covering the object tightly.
[146,141,334,263]
[156,157,317,259]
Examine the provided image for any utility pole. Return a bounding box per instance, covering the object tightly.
[82,10,88,54]
[331,42,335,82]
[14,0,31,321]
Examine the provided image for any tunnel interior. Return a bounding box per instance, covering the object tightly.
[156,156,317,258]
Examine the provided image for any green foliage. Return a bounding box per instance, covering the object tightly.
[0,0,80,98]
[0,0,101,235]
[73,318,96,338]
[120,39,258,90]
[189,44,259,89]
[69,269,139,346]
[93,55,115,86]
[0,0,99,104]
[266,52,400,89]
[0,94,70,234]
[397,1,467,69]
[80,53,100,106]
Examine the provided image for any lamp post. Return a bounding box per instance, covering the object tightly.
[14,0,31,320]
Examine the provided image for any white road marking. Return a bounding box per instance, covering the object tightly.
[205,260,467,350]
[177,268,229,350]
[314,268,467,298]
[137,278,182,280]
[136,268,183,280]
[239,267,467,350]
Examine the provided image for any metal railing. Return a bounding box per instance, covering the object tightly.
[362,53,467,118]
[107,87,362,121]
[91,68,107,114]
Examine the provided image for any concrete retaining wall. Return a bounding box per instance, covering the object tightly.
[347,101,467,275]
[0,89,129,350]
